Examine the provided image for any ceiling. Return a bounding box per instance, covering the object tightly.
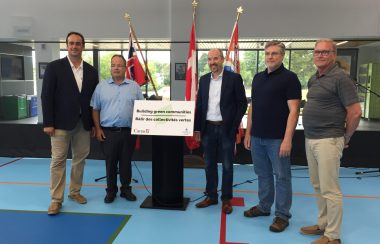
[2,39,380,50]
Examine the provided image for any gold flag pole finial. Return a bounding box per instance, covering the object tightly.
[236,6,244,21]
[192,0,198,8]
[123,12,158,96]
[192,0,198,20]
[124,13,131,23]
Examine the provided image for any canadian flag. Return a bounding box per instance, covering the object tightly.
[185,20,200,150]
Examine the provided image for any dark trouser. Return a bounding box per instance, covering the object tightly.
[201,123,235,201]
[101,128,136,195]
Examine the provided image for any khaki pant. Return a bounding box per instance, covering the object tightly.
[50,121,90,203]
[305,137,344,240]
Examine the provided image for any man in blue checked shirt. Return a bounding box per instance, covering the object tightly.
[91,54,144,204]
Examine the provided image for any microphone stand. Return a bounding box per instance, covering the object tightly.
[94,167,138,183]
[354,81,380,175]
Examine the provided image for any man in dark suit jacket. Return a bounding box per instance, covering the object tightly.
[194,48,247,214]
[41,32,98,215]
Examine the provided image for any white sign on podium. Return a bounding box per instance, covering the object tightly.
[131,100,195,136]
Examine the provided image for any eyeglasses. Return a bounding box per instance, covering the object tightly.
[265,52,281,57]
[313,50,335,56]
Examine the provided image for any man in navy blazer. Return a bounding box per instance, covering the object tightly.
[41,32,98,215]
[194,48,247,214]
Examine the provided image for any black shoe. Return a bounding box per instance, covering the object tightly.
[120,191,137,201]
[104,194,116,203]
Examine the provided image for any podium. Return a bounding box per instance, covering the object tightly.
[140,136,190,210]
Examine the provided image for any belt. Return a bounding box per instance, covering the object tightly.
[102,127,130,132]
[206,120,223,126]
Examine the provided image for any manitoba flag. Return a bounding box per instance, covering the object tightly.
[185,20,200,150]
[224,20,240,73]
[225,20,244,145]
[126,32,147,86]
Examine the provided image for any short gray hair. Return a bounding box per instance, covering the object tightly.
[265,41,285,54]
[315,39,337,52]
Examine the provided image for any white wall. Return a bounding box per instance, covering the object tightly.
[2,0,380,102]
[1,0,380,41]
[0,0,171,40]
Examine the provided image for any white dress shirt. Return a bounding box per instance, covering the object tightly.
[206,71,223,121]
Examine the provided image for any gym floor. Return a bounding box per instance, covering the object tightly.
[0,157,379,244]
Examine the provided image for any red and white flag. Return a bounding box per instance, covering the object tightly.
[224,20,240,73]
[225,20,244,145]
[185,20,198,101]
[185,20,200,150]
[126,32,147,86]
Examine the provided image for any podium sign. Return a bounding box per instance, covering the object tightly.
[131,100,195,136]
[134,101,193,210]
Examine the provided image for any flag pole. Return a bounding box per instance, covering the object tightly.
[124,13,159,97]
[192,0,198,21]
[226,6,244,60]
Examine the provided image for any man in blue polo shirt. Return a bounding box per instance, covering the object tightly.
[243,41,301,232]
[91,54,144,203]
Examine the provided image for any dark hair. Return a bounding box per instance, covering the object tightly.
[111,54,127,66]
[66,31,85,45]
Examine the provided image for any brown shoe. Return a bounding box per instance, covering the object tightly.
[48,202,62,215]
[312,235,341,244]
[269,217,289,232]
[222,200,233,214]
[244,205,270,217]
[195,197,218,208]
[328,239,341,244]
[300,225,325,236]
[68,194,87,204]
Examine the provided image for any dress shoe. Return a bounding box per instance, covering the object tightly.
[120,191,137,201]
[269,217,289,232]
[195,197,218,208]
[104,194,116,203]
[244,205,270,217]
[68,194,87,204]
[48,202,62,215]
[300,225,325,236]
[312,235,341,244]
[222,200,233,214]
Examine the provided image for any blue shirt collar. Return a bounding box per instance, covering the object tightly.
[106,77,135,85]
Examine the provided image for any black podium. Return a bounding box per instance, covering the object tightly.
[140,136,190,210]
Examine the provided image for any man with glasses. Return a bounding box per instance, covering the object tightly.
[91,55,144,204]
[41,32,99,215]
[243,41,301,232]
[301,39,361,244]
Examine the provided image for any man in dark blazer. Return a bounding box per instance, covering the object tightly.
[194,48,247,214]
[41,32,98,215]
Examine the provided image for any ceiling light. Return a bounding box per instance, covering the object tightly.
[336,41,348,46]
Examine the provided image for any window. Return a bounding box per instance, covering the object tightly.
[146,51,170,99]
[98,51,121,81]
[288,50,315,100]
[60,51,93,65]
[0,54,25,80]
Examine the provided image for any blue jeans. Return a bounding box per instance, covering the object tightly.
[251,136,292,220]
[202,124,235,200]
